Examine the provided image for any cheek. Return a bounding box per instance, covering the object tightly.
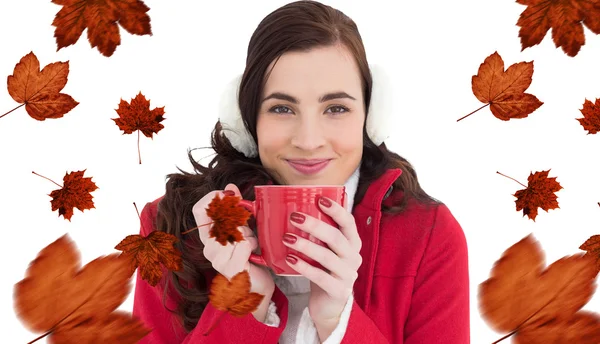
[257,119,288,156]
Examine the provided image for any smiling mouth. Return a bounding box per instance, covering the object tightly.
[286,159,331,175]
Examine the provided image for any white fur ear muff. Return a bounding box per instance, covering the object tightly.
[218,74,258,158]
[218,64,393,158]
[366,64,393,146]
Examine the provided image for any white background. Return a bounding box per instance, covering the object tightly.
[2,1,600,343]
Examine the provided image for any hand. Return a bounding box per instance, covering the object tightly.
[192,183,275,297]
[282,193,362,327]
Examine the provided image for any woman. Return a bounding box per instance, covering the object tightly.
[132,1,470,343]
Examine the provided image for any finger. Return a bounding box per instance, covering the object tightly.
[318,196,362,252]
[285,254,345,296]
[223,240,254,278]
[238,226,258,251]
[289,210,354,259]
[224,183,242,196]
[204,238,235,270]
[282,234,356,281]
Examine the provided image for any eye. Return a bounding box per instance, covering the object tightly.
[268,105,293,115]
[327,105,350,114]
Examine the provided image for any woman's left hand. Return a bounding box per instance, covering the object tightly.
[283,194,363,327]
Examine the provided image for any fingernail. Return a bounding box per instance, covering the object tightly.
[290,212,305,224]
[286,255,298,264]
[282,233,297,244]
[223,190,235,196]
[319,196,332,208]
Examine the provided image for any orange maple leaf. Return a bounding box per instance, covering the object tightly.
[51,0,152,57]
[577,98,600,134]
[3,52,78,121]
[112,92,165,164]
[13,235,150,343]
[515,0,600,57]
[33,170,98,221]
[115,231,183,286]
[580,235,600,271]
[511,170,563,221]
[459,51,543,122]
[52,311,150,343]
[478,234,600,343]
[205,194,252,246]
[203,271,264,336]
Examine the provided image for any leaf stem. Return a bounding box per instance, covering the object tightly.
[28,330,51,344]
[491,329,517,343]
[133,202,150,236]
[137,130,142,165]
[496,171,526,188]
[182,222,214,235]
[0,103,25,119]
[457,103,490,122]
[32,171,62,188]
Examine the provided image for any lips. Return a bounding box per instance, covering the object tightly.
[286,159,331,175]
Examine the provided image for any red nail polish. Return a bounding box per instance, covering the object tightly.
[290,212,305,224]
[283,233,297,244]
[223,190,235,196]
[319,196,332,207]
[286,255,298,264]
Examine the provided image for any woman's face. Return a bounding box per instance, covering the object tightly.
[256,44,365,185]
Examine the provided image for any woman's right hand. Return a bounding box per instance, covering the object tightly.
[192,183,275,297]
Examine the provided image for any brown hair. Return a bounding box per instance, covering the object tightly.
[156,0,441,332]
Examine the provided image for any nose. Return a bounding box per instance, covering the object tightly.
[290,115,326,151]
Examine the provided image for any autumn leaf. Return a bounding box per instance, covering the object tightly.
[580,235,600,271]
[13,235,150,343]
[115,231,183,286]
[205,194,252,246]
[41,170,98,221]
[32,170,98,221]
[112,92,165,164]
[3,52,78,121]
[513,170,563,221]
[497,170,562,221]
[203,271,264,336]
[478,234,600,343]
[577,98,600,134]
[52,311,150,344]
[515,0,600,57]
[459,52,543,122]
[51,0,152,57]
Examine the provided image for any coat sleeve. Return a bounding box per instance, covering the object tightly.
[402,203,470,343]
[132,200,289,343]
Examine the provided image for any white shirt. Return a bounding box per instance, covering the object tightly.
[262,167,360,343]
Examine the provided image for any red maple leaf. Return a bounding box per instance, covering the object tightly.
[13,235,150,343]
[515,0,600,57]
[115,231,183,286]
[577,98,600,134]
[459,51,543,122]
[112,92,165,164]
[32,170,99,221]
[51,0,152,57]
[497,170,563,221]
[205,194,251,246]
[204,271,264,336]
[3,52,78,120]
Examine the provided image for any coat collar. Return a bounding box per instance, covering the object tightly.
[352,168,403,312]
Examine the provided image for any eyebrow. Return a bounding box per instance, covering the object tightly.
[261,91,356,104]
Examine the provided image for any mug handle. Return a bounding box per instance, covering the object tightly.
[237,199,268,268]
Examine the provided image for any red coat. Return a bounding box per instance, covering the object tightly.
[132,168,470,343]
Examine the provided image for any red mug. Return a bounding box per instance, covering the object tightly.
[238,185,346,276]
